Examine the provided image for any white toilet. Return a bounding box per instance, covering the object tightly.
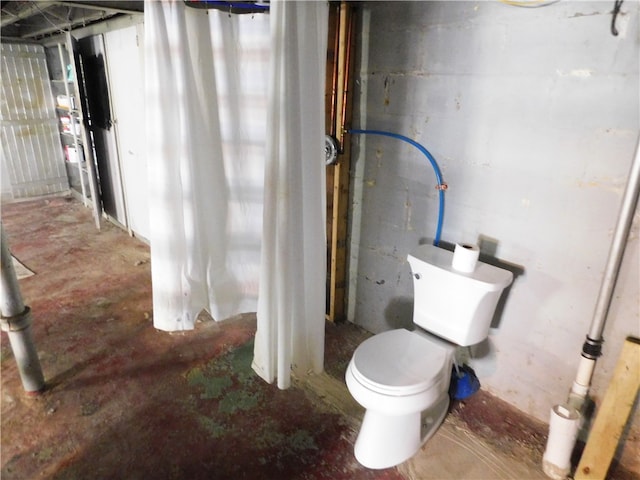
[345,244,514,469]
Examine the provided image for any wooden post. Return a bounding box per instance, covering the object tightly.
[326,1,355,322]
[575,337,640,480]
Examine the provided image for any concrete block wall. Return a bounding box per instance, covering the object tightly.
[347,0,639,447]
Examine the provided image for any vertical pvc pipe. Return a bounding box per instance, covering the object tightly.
[543,404,581,480]
[0,225,45,395]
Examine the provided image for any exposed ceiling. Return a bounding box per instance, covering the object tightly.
[1,1,144,42]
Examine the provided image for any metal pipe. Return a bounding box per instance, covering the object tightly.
[543,135,640,479]
[1,228,25,316]
[328,3,340,138]
[0,225,45,395]
[339,4,355,147]
[571,133,640,403]
[335,1,352,149]
[587,135,640,342]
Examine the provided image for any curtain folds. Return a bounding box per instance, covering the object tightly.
[145,1,268,331]
[252,1,329,389]
[145,0,328,389]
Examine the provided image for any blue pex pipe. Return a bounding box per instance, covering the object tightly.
[348,129,446,246]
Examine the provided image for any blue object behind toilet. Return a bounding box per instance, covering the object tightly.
[449,364,480,400]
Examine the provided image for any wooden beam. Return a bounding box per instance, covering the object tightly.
[53,1,144,15]
[325,3,339,321]
[19,10,112,39]
[326,2,355,322]
[42,14,142,46]
[575,337,640,480]
[0,2,57,28]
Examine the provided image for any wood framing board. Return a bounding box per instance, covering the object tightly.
[327,2,355,322]
[325,3,339,320]
[575,337,640,480]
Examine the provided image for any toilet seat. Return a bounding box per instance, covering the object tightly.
[350,329,451,396]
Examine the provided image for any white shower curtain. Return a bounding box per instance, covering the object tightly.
[252,1,329,389]
[145,0,328,389]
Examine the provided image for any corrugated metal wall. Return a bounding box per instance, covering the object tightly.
[1,43,68,199]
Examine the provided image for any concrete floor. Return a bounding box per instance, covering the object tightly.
[300,371,548,480]
[0,196,632,479]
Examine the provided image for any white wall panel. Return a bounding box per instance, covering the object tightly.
[1,43,68,199]
[103,24,149,239]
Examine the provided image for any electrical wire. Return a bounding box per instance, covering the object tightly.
[348,129,446,247]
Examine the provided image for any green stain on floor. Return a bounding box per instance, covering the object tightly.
[218,389,259,414]
[225,341,257,384]
[186,367,232,400]
[184,337,330,474]
[34,446,55,462]
[288,429,318,452]
[196,415,226,438]
[254,427,319,469]
[185,339,267,438]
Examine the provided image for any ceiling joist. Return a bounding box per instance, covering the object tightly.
[0,1,57,28]
[0,0,143,42]
[51,1,143,16]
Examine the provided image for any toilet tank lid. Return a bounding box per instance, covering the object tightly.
[408,244,513,291]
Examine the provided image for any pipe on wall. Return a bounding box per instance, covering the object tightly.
[326,1,356,322]
[543,134,640,478]
[0,224,45,395]
[348,129,446,246]
[571,133,640,405]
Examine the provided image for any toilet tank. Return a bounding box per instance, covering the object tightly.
[407,244,513,347]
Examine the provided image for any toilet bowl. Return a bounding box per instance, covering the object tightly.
[345,328,455,469]
[346,244,514,469]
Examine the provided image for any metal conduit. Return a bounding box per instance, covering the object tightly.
[572,133,640,400]
[0,224,45,395]
[587,134,640,344]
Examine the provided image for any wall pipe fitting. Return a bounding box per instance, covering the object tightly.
[0,224,45,395]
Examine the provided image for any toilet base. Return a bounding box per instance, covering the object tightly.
[353,392,450,469]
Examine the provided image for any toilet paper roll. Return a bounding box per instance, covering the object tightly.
[452,243,480,273]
